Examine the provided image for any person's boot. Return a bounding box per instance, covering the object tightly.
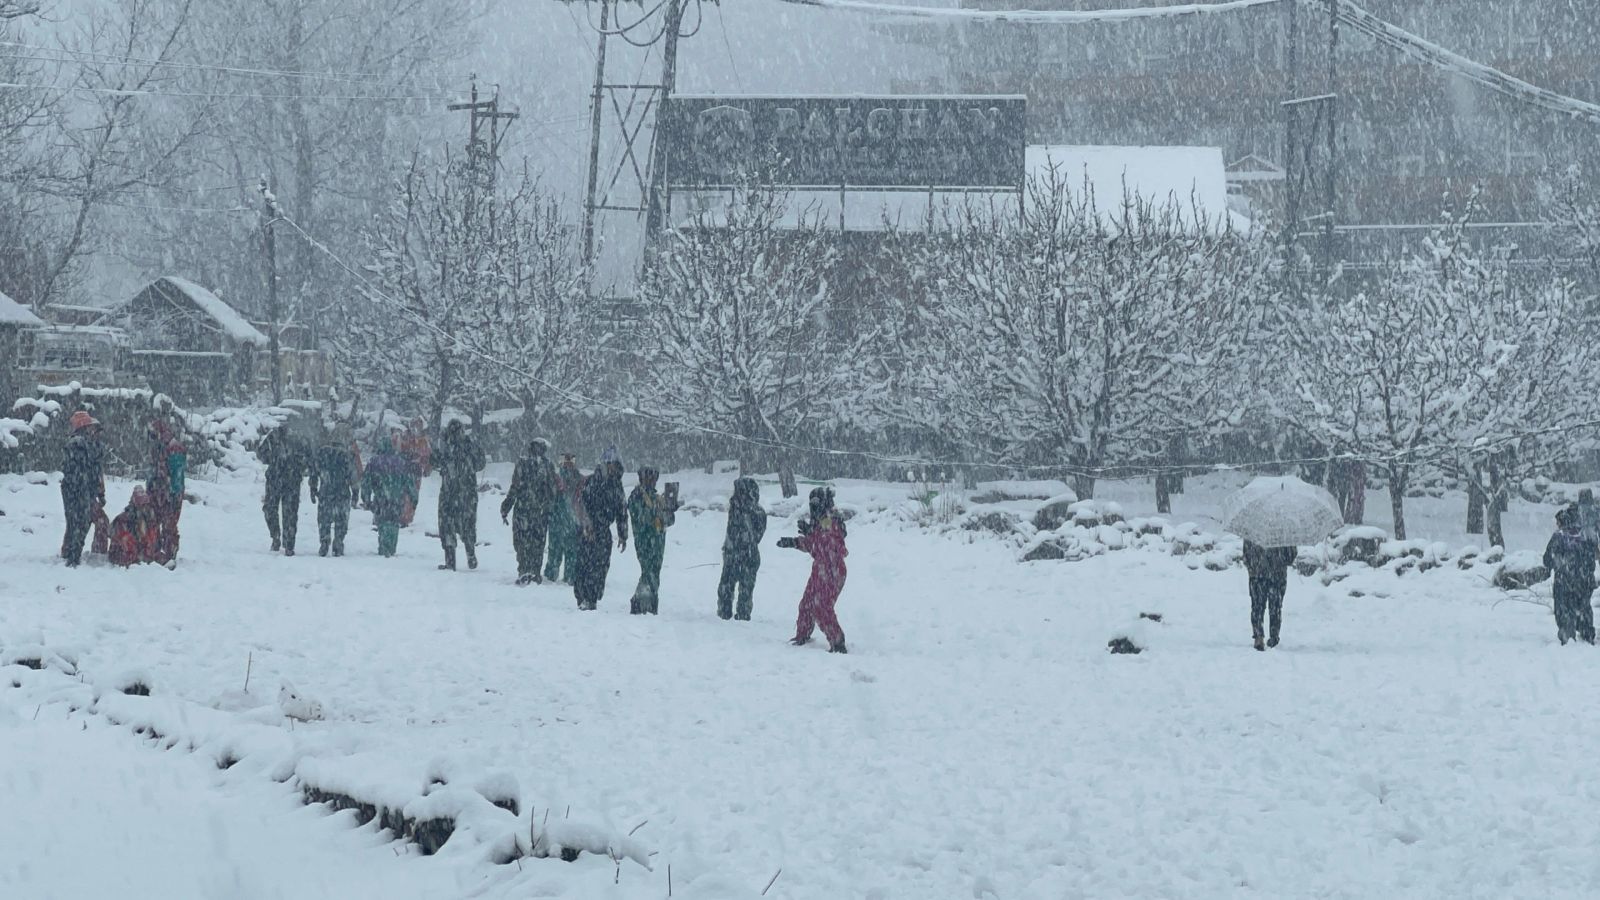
[332,542,343,557]
[439,545,456,571]
[828,641,848,654]
[270,536,280,552]
[319,540,330,557]
[1267,629,1280,649]
[516,573,534,587]
[790,636,811,647]
[466,548,478,570]
[1253,628,1266,652]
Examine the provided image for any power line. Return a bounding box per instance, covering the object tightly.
[0,79,461,103]
[768,0,1282,24]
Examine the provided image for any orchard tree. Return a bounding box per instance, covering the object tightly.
[893,170,1273,500]
[635,186,886,496]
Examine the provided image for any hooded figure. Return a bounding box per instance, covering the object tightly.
[717,477,767,621]
[1243,540,1296,651]
[1544,506,1597,645]
[310,425,360,557]
[778,486,849,653]
[543,453,583,584]
[257,423,311,555]
[433,420,486,570]
[146,418,187,565]
[362,435,418,558]
[108,486,161,567]
[574,457,627,610]
[502,437,559,585]
[627,466,677,614]
[60,410,106,567]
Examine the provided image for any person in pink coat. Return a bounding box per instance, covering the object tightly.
[779,486,850,654]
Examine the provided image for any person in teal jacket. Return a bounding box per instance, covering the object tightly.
[362,436,418,558]
[627,466,676,615]
[543,453,582,584]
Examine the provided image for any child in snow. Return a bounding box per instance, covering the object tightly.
[718,477,766,620]
[1543,506,1597,645]
[145,418,187,566]
[778,486,849,653]
[108,486,161,567]
[627,466,677,614]
[362,436,419,558]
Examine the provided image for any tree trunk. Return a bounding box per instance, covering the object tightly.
[1487,462,1506,548]
[1073,474,1096,501]
[1466,468,1485,535]
[1388,468,1408,541]
[1155,474,1172,515]
[778,460,798,498]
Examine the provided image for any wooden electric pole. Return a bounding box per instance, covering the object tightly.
[642,0,686,250]
[448,77,518,235]
[580,0,611,279]
[258,175,283,406]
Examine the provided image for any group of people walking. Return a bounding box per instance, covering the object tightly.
[243,423,852,652]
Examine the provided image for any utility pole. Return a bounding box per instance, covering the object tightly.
[448,77,518,235]
[1282,0,1340,296]
[642,0,686,252]
[580,0,611,279]
[258,175,283,406]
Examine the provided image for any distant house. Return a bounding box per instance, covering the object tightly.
[117,276,269,405]
[1,289,46,402]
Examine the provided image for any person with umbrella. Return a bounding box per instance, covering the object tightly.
[1223,476,1342,652]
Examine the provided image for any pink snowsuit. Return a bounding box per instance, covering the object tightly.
[794,514,848,646]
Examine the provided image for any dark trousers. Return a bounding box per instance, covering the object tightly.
[717,550,760,620]
[318,500,350,552]
[439,494,478,561]
[1249,579,1285,639]
[1555,588,1596,644]
[574,534,613,608]
[264,482,301,550]
[62,494,93,566]
[513,515,550,578]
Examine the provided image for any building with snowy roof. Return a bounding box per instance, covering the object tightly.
[0,289,46,403]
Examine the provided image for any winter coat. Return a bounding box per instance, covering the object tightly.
[796,512,848,580]
[580,471,627,544]
[311,443,359,506]
[145,422,186,508]
[61,433,106,509]
[108,504,160,566]
[551,465,583,532]
[723,478,766,555]
[258,429,311,487]
[1243,541,1295,589]
[502,450,558,522]
[398,429,431,476]
[627,486,675,547]
[362,440,419,524]
[1544,528,1598,597]
[433,429,486,506]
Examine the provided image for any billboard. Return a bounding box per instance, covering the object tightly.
[661,95,1027,191]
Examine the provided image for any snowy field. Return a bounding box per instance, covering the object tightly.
[5,464,1600,899]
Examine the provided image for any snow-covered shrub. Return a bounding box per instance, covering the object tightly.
[1494,552,1551,591]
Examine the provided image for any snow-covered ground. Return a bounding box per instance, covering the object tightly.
[4,464,1600,899]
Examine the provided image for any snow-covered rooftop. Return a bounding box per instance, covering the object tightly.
[151,276,269,347]
[0,289,44,327]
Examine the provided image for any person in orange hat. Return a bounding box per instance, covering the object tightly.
[60,410,106,567]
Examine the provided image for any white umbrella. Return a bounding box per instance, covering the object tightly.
[1221,476,1343,548]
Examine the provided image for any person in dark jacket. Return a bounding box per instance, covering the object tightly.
[309,425,360,557]
[1544,506,1597,645]
[60,410,106,567]
[543,453,582,584]
[362,436,418,558]
[718,477,767,620]
[433,420,486,570]
[502,438,559,585]
[257,424,311,555]
[574,452,627,610]
[627,466,677,614]
[1243,540,1296,651]
[779,486,850,653]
